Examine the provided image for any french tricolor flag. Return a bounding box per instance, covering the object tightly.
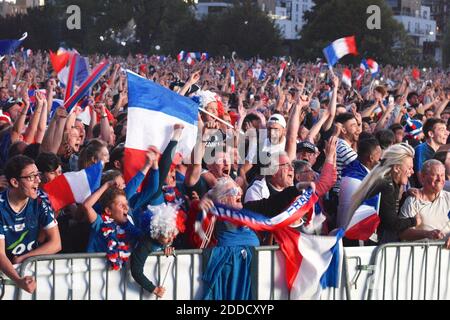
[42,162,103,212]
[274,61,287,86]
[230,69,236,93]
[356,61,366,89]
[342,68,352,87]
[344,205,380,240]
[64,60,110,113]
[186,52,197,66]
[274,228,344,299]
[9,60,17,77]
[210,189,317,231]
[124,71,199,184]
[201,52,209,61]
[323,36,358,67]
[64,53,79,102]
[365,58,379,77]
[177,50,185,62]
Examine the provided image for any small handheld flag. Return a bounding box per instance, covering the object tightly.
[274,61,287,86]
[342,68,352,88]
[230,69,236,93]
[322,36,358,67]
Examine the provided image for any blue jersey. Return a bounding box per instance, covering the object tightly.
[0,190,57,260]
[86,214,142,253]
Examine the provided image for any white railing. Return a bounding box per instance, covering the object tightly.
[1,241,449,300]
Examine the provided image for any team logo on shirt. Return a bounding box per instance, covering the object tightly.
[14,223,25,232]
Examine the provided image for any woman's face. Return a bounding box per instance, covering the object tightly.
[97,146,110,164]
[393,157,414,186]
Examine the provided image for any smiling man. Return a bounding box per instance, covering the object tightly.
[0,155,61,294]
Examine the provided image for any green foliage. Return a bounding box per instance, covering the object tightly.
[298,0,419,66]
[202,0,282,58]
[0,0,282,58]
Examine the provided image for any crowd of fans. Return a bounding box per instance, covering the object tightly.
[0,51,449,297]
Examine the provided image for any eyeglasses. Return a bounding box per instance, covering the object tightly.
[220,187,241,199]
[19,172,41,182]
[278,162,294,169]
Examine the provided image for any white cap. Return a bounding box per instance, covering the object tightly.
[268,114,287,128]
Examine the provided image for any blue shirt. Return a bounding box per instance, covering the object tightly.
[414,142,435,173]
[86,214,142,253]
[0,190,56,260]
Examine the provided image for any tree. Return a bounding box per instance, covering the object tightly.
[204,0,282,58]
[298,0,419,66]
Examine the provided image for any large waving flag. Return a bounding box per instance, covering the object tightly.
[274,228,344,299]
[124,70,199,183]
[42,162,103,212]
[64,60,110,113]
[0,33,28,55]
[323,36,358,67]
[64,54,79,102]
[210,189,318,231]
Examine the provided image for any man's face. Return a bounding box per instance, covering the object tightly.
[297,149,319,166]
[8,104,21,121]
[108,195,129,225]
[207,152,231,178]
[295,164,315,183]
[0,88,8,100]
[271,155,294,188]
[422,165,445,194]
[394,129,405,144]
[42,165,62,184]
[203,101,218,122]
[369,146,382,168]
[430,123,449,146]
[13,164,41,199]
[267,122,285,144]
[408,95,418,105]
[342,119,360,142]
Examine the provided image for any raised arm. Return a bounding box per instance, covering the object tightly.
[82,180,114,224]
[185,116,208,187]
[40,107,68,154]
[323,74,339,131]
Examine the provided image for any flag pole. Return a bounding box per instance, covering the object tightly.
[199,107,244,134]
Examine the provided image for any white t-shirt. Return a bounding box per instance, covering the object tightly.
[400,190,450,236]
[244,178,270,203]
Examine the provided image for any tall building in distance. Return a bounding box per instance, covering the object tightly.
[387,0,440,64]
[0,0,44,17]
[194,0,314,40]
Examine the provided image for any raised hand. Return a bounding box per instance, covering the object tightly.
[172,123,185,141]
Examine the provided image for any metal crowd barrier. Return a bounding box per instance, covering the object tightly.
[1,242,448,300]
[366,240,450,300]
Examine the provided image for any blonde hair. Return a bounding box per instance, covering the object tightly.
[345,143,414,229]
